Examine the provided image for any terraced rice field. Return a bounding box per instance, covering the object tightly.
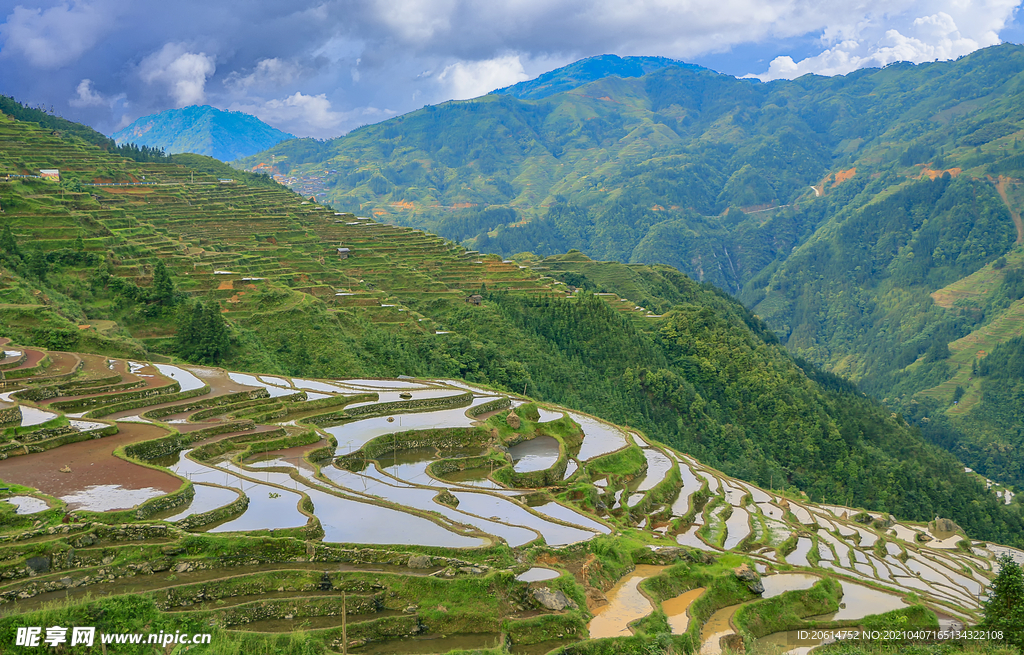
[0,337,1007,652]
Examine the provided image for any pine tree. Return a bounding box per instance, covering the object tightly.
[197,302,230,363]
[175,301,230,364]
[981,553,1024,649]
[151,261,175,306]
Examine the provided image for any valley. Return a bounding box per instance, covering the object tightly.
[2,85,1024,654]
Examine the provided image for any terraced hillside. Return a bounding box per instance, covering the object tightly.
[4,106,1024,564]
[0,111,568,328]
[0,339,1011,653]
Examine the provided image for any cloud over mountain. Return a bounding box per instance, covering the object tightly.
[0,0,1019,138]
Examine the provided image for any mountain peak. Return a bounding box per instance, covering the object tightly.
[112,105,294,162]
[491,54,705,100]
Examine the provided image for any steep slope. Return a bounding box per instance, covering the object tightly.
[240,45,1024,294]
[2,107,1024,544]
[238,44,1024,492]
[113,105,294,162]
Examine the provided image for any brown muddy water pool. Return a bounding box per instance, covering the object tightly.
[700,604,741,655]
[587,565,667,638]
[662,587,705,634]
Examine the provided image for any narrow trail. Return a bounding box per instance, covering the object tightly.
[995,176,1023,244]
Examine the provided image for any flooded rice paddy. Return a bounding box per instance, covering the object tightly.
[662,587,705,634]
[571,412,630,461]
[0,357,1009,627]
[1,495,49,514]
[509,436,560,472]
[760,573,821,599]
[634,447,674,493]
[700,604,741,655]
[587,565,666,638]
[516,567,560,582]
[15,405,58,427]
[0,422,181,511]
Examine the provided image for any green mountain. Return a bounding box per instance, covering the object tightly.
[238,44,1024,492]
[236,44,1024,292]
[1,105,1022,546]
[493,54,699,99]
[113,105,294,162]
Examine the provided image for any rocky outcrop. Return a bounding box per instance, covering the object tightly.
[734,563,764,594]
[532,587,578,611]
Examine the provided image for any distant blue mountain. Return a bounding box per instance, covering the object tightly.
[491,54,703,100]
[112,105,294,162]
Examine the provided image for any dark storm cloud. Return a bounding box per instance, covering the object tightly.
[0,0,1020,138]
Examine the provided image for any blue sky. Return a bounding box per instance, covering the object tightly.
[0,0,1021,138]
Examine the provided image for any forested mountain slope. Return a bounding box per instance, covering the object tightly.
[240,44,1024,293]
[2,106,1023,544]
[240,43,1024,494]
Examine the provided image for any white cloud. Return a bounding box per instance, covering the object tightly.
[750,0,1018,80]
[0,1,113,68]
[374,0,457,44]
[69,78,124,108]
[226,58,303,91]
[139,43,216,107]
[0,0,1020,138]
[437,54,530,100]
[230,92,397,138]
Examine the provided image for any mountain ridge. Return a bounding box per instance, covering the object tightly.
[491,53,702,100]
[113,104,294,162]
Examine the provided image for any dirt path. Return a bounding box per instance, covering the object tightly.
[995,176,1023,244]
